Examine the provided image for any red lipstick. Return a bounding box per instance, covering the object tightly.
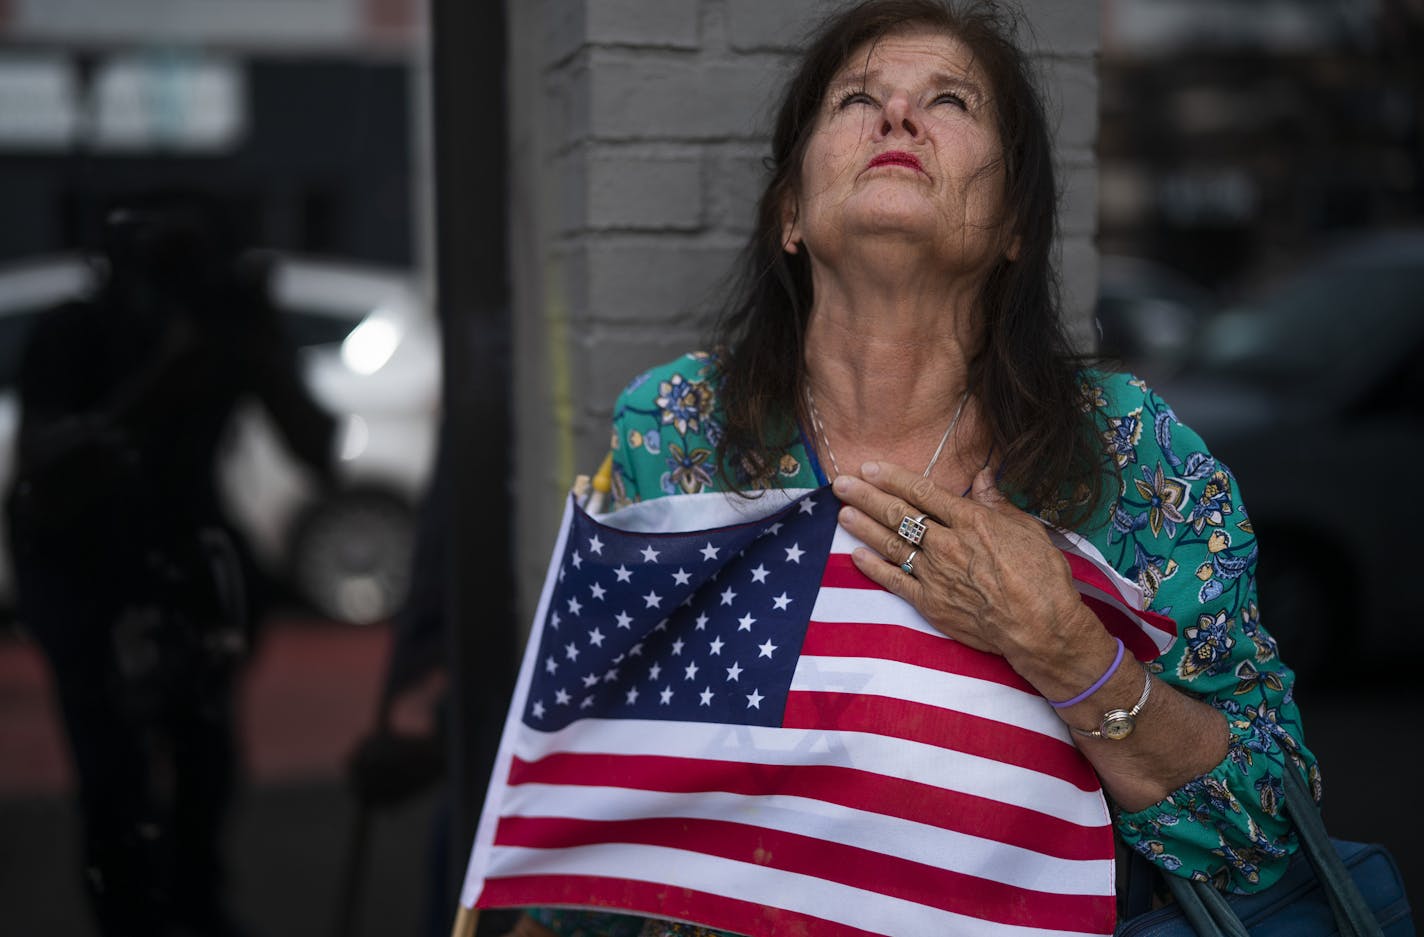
[867,150,924,173]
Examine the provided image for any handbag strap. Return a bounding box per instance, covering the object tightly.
[1169,758,1384,937]
[1165,873,1248,937]
[1279,760,1385,937]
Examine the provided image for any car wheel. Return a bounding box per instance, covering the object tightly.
[1254,541,1351,689]
[289,491,414,626]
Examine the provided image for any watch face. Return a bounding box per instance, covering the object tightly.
[1102,712,1135,741]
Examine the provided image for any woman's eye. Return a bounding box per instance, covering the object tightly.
[932,92,968,110]
[836,91,876,109]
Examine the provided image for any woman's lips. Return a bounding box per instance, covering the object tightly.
[867,151,924,173]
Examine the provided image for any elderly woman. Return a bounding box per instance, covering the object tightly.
[506,1,1313,934]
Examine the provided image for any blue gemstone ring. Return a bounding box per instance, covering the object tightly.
[900,549,919,576]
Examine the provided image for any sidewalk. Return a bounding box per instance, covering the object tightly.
[0,616,445,937]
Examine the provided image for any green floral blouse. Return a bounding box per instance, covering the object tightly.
[530,351,1317,937]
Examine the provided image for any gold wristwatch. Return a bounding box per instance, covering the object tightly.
[1072,666,1153,741]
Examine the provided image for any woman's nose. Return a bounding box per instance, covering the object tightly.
[876,91,922,140]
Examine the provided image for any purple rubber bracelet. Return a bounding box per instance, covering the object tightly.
[1049,637,1125,709]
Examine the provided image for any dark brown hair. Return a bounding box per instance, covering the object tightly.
[710,0,1107,522]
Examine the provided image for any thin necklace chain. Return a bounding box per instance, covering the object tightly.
[805,384,970,481]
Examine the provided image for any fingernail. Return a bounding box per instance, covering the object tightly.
[839,506,859,524]
[832,475,853,494]
[862,462,880,477]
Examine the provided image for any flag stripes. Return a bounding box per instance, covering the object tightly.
[504,752,1110,860]
[798,619,1038,693]
[507,717,1111,826]
[493,814,1113,932]
[781,692,1099,791]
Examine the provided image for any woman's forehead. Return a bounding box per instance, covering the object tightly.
[830,29,985,87]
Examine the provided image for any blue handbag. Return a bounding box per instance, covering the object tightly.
[1116,765,1413,936]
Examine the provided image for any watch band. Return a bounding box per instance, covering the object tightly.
[1072,665,1153,741]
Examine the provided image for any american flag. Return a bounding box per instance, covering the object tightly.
[461,487,1177,937]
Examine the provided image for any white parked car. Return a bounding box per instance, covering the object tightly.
[0,252,441,626]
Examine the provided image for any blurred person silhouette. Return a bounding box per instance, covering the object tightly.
[4,192,339,937]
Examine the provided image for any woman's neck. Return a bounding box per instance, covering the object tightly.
[801,270,987,481]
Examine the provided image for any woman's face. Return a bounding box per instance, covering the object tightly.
[783,29,1015,274]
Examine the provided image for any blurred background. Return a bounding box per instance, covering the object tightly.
[0,1,1419,935]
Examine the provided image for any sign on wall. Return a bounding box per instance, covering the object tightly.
[0,52,245,152]
[0,0,420,49]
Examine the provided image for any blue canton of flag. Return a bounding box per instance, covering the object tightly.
[524,490,840,731]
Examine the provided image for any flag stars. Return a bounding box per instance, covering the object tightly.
[700,542,720,561]
[700,687,715,706]
[671,638,685,656]
[694,613,709,631]
[643,589,663,609]
[544,657,558,674]
[582,673,599,688]
[708,636,725,655]
[640,545,660,563]
[672,568,692,586]
[587,627,605,647]
[737,613,756,631]
[531,701,546,719]
[629,643,645,658]
[564,642,580,661]
[555,689,571,705]
[550,612,561,629]
[758,639,778,659]
[648,663,662,680]
[719,587,737,606]
[587,535,604,555]
[725,661,743,682]
[784,543,805,563]
[571,551,583,569]
[799,498,817,515]
[603,667,619,683]
[684,661,700,680]
[614,611,633,630]
[614,565,633,583]
[566,596,583,616]
[625,686,639,704]
[746,689,765,709]
[750,564,770,584]
[659,686,674,705]
[772,592,792,610]
[580,696,594,709]
[589,582,606,600]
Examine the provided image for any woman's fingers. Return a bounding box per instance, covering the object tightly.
[833,462,965,537]
[830,460,1070,659]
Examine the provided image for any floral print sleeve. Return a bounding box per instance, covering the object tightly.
[1077,371,1317,894]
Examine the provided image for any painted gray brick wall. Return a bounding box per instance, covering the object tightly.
[509,0,1100,619]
